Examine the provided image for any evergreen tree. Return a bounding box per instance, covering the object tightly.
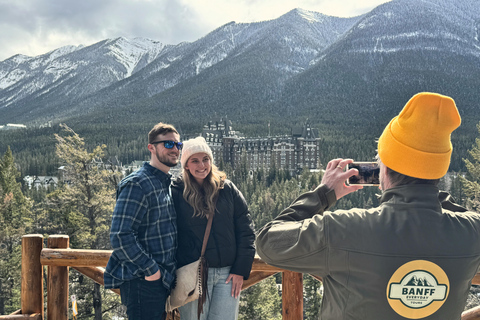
[239,276,282,320]
[460,123,480,211]
[449,173,466,206]
[43,124,122,320]
[0,147,33,314]
[303,275,323,320]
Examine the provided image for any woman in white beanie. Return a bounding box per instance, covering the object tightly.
[171,136,255,320]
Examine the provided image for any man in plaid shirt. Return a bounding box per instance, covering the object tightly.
[104,122,182,319]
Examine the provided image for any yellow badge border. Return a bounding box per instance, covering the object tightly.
[386,260,449,319]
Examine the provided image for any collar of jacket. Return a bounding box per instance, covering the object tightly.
[380,184,441,209]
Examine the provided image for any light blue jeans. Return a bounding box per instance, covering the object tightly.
[178,266,240,320]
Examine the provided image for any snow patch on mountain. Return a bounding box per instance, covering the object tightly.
[29,45,82,70]
[194,39,233,75]
[43,59,80,81]
[105,37,166,77]
[296,8,326,23]
[5,54,31,64]
[48,45,83,61]
[0,69,27,89]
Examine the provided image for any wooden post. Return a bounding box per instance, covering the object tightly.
[47,235,69,320]
[21,234,44,317]
[282,271,303,320]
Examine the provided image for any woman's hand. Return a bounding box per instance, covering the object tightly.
[226,273,244,298]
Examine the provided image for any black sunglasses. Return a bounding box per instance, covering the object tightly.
[151,140,183,150]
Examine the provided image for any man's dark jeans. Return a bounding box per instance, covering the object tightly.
[120,277,168,320]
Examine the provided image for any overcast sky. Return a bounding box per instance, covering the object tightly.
[0,0,391,62]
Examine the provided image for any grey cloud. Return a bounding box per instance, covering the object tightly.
[0,0,214,60]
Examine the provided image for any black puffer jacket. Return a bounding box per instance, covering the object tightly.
[171,178,255,279]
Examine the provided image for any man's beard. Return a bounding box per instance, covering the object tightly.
[155,150,178,168]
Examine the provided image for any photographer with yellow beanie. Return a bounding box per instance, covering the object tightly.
[256,92,480,320]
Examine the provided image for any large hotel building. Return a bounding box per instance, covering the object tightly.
[200,117,321,175]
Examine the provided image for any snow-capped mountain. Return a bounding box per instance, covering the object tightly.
[279,0,480,127]
[1,0,480,131]
[0,45,82,91]
[0,8,360,123]
[0,37,167,118]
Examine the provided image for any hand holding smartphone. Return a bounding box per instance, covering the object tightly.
[346,162,380,186]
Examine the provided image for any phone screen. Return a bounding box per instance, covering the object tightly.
[347,162,380,186]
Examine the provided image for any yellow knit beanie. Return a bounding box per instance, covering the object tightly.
[378,92,461,179]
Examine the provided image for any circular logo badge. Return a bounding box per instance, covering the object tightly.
[386,260,449,319]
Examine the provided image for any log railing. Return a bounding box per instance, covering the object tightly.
[1,234,480,319]
[0,234,300,320]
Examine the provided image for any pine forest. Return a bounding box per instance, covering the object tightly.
[1,121,480,319]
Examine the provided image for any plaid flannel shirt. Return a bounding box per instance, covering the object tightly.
[104,162,177,289]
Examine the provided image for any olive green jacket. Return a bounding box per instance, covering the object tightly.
[256,184,480,320]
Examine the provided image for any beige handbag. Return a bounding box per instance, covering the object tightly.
[165,212,213,316]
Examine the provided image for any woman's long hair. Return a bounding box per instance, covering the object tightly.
[183,162,226,217]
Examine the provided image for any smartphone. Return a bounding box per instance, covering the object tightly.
[346,162,380,186]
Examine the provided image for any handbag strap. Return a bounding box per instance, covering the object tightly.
[200,212,213,257]
[200,196,217,257]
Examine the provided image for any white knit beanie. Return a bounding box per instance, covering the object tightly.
[180,136,214,168]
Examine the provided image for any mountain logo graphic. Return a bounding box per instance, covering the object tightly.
[386,260,449,319]
[404,275,434,287]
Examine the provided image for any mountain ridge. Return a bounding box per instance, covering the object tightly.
[1,0,480,137]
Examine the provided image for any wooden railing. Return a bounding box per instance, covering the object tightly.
[1,234,480,320]
[0,234,300,320]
